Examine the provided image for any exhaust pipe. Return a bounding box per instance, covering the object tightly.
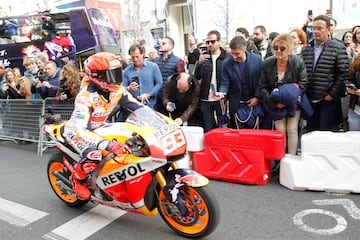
[52,170,72,188]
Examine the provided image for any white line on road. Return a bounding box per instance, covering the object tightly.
[42,205,127,240]
[0,197,49,227]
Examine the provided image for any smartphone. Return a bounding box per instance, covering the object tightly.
[200,46,210,55]
[131,76,139,84]
[170,103,176,110]
[210,83,216,93]
[308,10,313,16]
[346,83,358,90]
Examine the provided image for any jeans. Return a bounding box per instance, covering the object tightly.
[307,99,338,131]
[200,100,222,132]
[348,108,360,131]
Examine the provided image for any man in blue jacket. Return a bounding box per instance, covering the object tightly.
[217,36,264,129]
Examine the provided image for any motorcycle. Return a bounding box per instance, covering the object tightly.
[42,106,220,238]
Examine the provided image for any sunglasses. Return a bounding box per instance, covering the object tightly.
[274,46,286,52]
[205,40,217,44]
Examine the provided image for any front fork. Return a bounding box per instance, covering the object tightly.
[155,162,209,216]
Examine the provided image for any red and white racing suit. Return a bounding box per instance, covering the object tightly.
[63,78,142,176]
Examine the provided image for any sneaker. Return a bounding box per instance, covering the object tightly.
[71,176,91,200]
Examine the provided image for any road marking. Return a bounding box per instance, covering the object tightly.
[293,209,347,235]
[313,199,360,220]
[0,197,49,227]
[42,205,126,240]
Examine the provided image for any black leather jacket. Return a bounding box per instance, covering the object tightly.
[260,54,308,104]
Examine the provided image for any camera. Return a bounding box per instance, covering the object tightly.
[132,76,139,84]
[36,73,45,82]
[200,46,210,55]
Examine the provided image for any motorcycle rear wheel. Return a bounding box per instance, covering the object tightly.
[158,186,219,238]
[47,153,88,208]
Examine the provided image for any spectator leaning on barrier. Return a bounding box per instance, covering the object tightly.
[32,61,61,99]
[23,58,40,99]
[34,52,49,77]
[162,72,200,126]
[57,63,81,101]
[1,68,24,99]
[302,14,351,131]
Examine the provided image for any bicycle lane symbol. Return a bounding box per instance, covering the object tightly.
[293,199,360,235]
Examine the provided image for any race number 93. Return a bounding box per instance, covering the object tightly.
[161,129,186,156]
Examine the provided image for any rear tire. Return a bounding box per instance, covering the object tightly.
[157,186,220,238]
[47,153,88,208]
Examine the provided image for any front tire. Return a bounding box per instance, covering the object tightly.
[47,153,88,207]
[158,186,220,238]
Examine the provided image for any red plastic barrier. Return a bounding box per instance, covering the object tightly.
[192,128,285,185]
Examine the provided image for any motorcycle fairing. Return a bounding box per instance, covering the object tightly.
[96,156,166,205]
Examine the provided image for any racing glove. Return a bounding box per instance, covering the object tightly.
[107,140,130,156]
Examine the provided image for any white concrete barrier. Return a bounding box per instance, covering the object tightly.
[178,126,205,169]
[181,126,204,152]
[280,131,360,193]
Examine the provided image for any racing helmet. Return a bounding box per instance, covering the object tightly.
[84,52,123,92]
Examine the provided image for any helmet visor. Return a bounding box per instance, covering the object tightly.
[96,67,123,85]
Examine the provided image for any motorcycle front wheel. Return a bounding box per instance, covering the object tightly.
[158,186,220,238]
[47,153,88,208]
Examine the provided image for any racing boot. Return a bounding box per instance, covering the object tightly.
[71,150,101,199]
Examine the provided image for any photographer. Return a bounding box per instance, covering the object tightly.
[194,30,230,132]
[32,61,60,99]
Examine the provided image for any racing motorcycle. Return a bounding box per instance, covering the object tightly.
[42,106,219,238]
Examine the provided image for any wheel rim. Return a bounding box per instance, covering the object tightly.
[48,162,78,203]
[159,187,209,234]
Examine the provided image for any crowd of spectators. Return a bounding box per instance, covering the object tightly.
[1,10,360,155]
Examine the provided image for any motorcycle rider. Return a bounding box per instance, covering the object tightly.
[63,52,143,200]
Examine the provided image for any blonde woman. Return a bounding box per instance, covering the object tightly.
[259,34,308,155]
[1,68,24,99]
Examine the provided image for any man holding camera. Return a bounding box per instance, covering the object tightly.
[31,61,60,99]
[194,30,230,132]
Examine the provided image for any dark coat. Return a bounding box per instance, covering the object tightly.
[219,51,263,114]
[259,54,308,105]
[195,48,230,100]
[301,39,351,100]
[162,73,200,123]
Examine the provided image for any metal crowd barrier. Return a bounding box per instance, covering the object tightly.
[38,98,75,155]
[0,98,75,156]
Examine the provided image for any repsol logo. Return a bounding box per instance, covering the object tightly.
[101,163,146,187]
[154,124,178,139]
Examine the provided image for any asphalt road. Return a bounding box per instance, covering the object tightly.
[0,140,359,240]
